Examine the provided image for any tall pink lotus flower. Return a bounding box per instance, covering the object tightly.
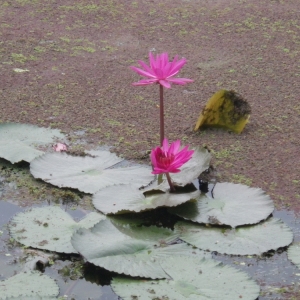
[130,52,193,89]
[130,52,193,146]
[150,138,194,192]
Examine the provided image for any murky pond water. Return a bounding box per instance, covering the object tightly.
[1,167,300,300]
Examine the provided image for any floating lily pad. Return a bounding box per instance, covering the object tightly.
[30,152,153,193]
[175,218,293,255]
[9,206,105,253]
[71,218,209,279]
[93,183,200,214]
[287,242,300,269]
[169,182,274,227]
[0,271,59,300]
[112,256,260,300]
[0,123,65,163]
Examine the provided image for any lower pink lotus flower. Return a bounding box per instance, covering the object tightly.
[150,138,194,192]
[53,143,68,152]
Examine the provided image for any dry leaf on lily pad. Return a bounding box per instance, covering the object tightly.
[194,89,251,133]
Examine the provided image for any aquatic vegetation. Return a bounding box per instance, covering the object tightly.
[0,52,296,299]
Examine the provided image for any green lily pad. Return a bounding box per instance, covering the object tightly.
[175,218,293,255]
[71,218,209,279]
[112,256,260,300]
[9,206,105,253]
[288,242,300,268]
[30,151,154,193]
[169,182,274,227]
[0,271,59,300]
[92,184,200,214]
[0,123,65,163]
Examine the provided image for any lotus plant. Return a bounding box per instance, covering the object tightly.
[130,52,193,145]
[150,138,194,192]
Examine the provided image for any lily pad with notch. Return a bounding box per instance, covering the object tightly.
[169,182,274,228]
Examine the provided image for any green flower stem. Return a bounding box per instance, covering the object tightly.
[159,84,164,146]
[166,172,175,192]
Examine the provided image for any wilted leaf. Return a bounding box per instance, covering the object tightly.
[194,89,251,133]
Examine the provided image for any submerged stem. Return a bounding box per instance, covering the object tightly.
[159,84,164,146]
[165,172,175,192]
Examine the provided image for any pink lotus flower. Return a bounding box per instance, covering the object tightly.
[151,138,194,174]
[53,143,68,152]
[130,52,193,89]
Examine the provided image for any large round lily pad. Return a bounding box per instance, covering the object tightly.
[0,123,65,164]
[71,218,209,279]
[93,183,200,214]
[112,256,260,300]
[0,271,59,300]
[30,151,154,193]
[169,182,274,227]
[9,206,105,253]
[175,218,293,255]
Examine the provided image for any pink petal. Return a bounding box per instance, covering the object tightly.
[132,79,158,86]
[162,138,170,154]
[150,148,159,167]
[161,62,172,78]
[168,140,181,155]
[130,66,157,79]
[159,53,169,69]
[138,60,155,76]
[168,58,187,77]
[159,80,171,89]
[53,143,67,152]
